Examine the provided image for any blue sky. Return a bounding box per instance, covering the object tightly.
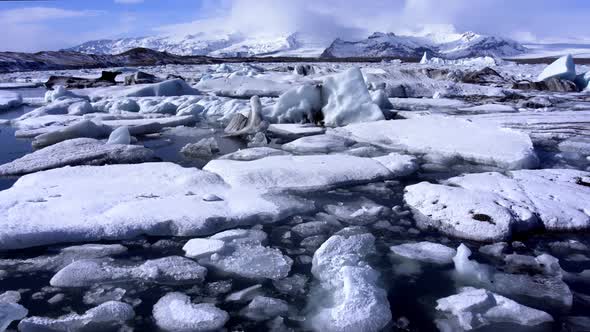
[1,0,589,52]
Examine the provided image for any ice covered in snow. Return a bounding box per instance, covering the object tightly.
[0,163,311,250]
[18,301,134,332]
[183,238,226,259]
[44,85,82,103]
[153,292,228,332]
[267,123,325,138]
[408,168,590,242]
[86,79,199,99]
[196,229,293,280]
[420,54,502,66]
[0,302,27,332]
[50,256,207,287]
[435,287,553,331]
[457,103,516,114]
[320,67,385,126]
[390,242,457,265]
[0,138,156,176]
[310,232,391,332]
[537,54,577,82]
[180,137,219,159]
[0,91,22,111]
[106,126,131,144]
[219,147,290,161]
[32,120,111,148]
[196,75,293,98]
[268,84,322,123]
[332,116,539,170]
[204,154,405,192]
[282,134,356,154]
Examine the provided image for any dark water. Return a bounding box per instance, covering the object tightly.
[0,106,33,190]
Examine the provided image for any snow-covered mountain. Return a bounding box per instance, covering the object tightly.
[67,32,327,57]
[68,30,526,59]
[322,31,527,59]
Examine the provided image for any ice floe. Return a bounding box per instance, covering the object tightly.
[537,54,576,82]
[0,163,311,250]
[0,91,22,111]
[153,292,228,332]
[332,116,539,170]
[390,241,457,265]
[0,138,156,176]
[310,231,391,332]
[282,134,356,154]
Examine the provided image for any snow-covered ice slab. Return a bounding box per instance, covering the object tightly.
[390,242,457,265]
[18,301,134,332]
[282,134,356,154]
[267,123,325,138]
[153,292,228,332]
[83,79,199,100]
[196,75,293,98]
[0,163,311,250]
[405,169,590,241]
[50,256,207,287]
[332,116,539,170]
[204,154,414,192]
[193,229,292,280]
[0,302,27,332]
[0,91,22,111]
[435,287,553,331]
[537,54,576,81]
[310,231,391,332]
[219,147,290,161]
[0,138,157,176]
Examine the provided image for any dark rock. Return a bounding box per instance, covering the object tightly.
[294,64,315,76]
[124,71,160,85]
[462,67,506,85]
[512,78,579,92]
[166,74,185,81]
[45,71,122,89]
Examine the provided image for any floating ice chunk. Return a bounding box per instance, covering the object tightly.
[537,54,576,82]
[107,126,131,144]
[18,301,134,332]
[390,242,457,265]
[453,244,493,284]
[324,197,389,226]
[0,302,27,332]
[219,147,290,161]
[32,120,111,148]
[225,284,263,303]
[116,79,199,98]
[196,75,292,98]
[83,287,126,305]
[180,137,219,159]
[310,232,391,332]
[199,241,292,280]
[405,182,520,241]
[372,153,418,177]
[370,89,394,110]
[267,123,325,138]
[177,103,205,117]
[241,296,289,321]
[183,239,226,259]
[0,291,21,304]
[67,101,94,115]
[282,134,356,154]
[50,256,207,287]
[0,138,156,176]
[153,292,228,332]
[0,163,311,250]
[204,154,396,192]
[435,287,553,331]
[268,84,322,123]
[457,103,516,114]
[273,274,308,296]
[137,99,177,114]
[332,116,539,170]
[321,67,385,126]
[0,91,23,111]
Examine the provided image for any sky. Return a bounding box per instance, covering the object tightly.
[0,0,589,52]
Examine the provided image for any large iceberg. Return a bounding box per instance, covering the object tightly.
[320,68,385,126]
[537,54,576,82]
[0,163,312,250]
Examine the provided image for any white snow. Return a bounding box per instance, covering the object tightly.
[153,292,228,332]
[436,287,553,331]
[267,123,325,137]
[310,231,391,332]
[183,239,226,259]
[282,134,356,154]
[0,163,311,250]
[86,79,199,99]
[32,120,110,148]
[203,154,401,192]
[18,301,134,332]
[0,138,156,176]
[0,303,27,332]
[320,67,385,126]
[457,103,516,114]
[332,116,539,170]
[0,91,22,111]
[219,147,290,161]
[537,54,577,81]
[50,256,207,287]
[390,242,457,265]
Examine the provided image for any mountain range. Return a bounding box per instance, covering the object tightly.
[67,31,527,59]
